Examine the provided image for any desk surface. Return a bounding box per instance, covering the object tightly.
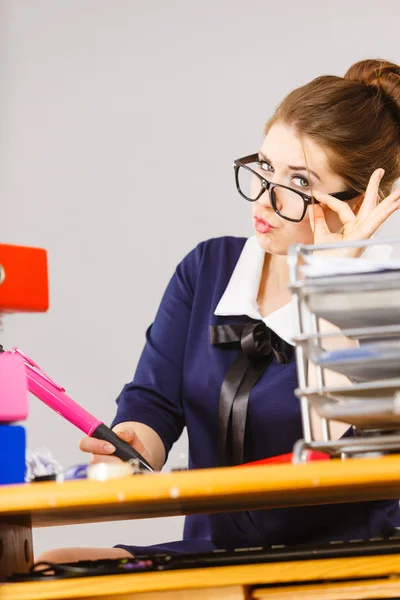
[2,554,400,600]
[1,455,400,527]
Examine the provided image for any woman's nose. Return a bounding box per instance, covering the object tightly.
[257,187,273,209]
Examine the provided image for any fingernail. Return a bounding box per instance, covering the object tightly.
[379,169,385,178]
[104,443,116,453]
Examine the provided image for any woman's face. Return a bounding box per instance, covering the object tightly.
[252,121,353,255]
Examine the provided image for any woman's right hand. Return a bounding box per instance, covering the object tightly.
[79,423,154,467]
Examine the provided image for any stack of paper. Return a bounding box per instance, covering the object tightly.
[302,258,400,279]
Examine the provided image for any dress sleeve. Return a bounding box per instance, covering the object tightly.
[110,241,204,458]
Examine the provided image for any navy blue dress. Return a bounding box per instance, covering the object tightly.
[111,236,400,555]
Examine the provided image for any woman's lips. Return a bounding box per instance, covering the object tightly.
[254,216,274,234]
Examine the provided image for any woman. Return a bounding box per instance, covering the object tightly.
[39,58,400,563]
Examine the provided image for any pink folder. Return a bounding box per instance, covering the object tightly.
[0,352,28,422]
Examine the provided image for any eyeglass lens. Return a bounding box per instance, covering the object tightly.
[236,165,306,221]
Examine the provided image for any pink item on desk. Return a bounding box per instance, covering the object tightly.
[11,347,154,472]
[0,351,28,422]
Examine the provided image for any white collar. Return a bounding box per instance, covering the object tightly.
[214,236,296,346]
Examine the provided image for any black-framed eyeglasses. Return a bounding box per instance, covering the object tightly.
[233,153,360,223]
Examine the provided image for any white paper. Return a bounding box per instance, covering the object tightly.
[302,253,400,278]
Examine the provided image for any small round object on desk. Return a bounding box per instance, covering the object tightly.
[87,462,134,481]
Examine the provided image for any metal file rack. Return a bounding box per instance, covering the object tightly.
[287,236,400,463]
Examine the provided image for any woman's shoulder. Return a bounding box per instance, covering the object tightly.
[175,236,249,293]
[198,235,248,252]
[183,235,248,267]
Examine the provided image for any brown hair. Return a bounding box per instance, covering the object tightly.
[264,59,400,200]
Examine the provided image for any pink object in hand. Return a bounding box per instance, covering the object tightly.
[0,352,29,422]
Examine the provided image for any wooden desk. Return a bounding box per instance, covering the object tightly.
[2,455,400,596]
[2,554,400,599]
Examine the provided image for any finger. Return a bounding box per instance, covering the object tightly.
[357,169,385,221]
[113,426,154,465]
[79,436,116,455]
[113,426,136,443]
[372,187,400,211]
[113,426,148,457]
[313,191,356,226]
[357,195,400,239]
[308,203,331,238]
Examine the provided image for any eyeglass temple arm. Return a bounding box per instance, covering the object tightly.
[305,189,360,205]
[235,153,259,165]
[331,190,360,201]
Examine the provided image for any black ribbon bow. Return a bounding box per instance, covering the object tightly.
[210,321,293,467]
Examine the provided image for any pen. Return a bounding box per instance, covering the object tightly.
[12,347,154,472]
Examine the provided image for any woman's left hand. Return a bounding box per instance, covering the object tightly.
[309,168,400,258]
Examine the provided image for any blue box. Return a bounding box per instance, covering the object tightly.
[0,425,25,484]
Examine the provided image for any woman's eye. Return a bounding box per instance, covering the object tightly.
[258,161,273,172]
[293,175,310,189]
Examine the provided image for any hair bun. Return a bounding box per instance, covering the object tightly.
[344,59,400,124]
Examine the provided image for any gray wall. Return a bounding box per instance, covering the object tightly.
[1,0,399,555]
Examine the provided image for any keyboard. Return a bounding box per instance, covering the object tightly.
[8,536,400,582]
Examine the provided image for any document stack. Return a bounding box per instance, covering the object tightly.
[287,236,400,462]
[0,243,49,483]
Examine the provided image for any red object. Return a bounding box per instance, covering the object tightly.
[238,451,330,466]
[0,244,49,313]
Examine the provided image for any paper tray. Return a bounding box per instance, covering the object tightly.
[305,289,400,329]
[303,393,400,429]
[297,378,400,398]
[292,270,400,330]
[297,379,400,429]
[298,270,400,294]
[310,342,400,382]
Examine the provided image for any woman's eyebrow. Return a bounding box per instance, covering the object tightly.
[258,151,322,183]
